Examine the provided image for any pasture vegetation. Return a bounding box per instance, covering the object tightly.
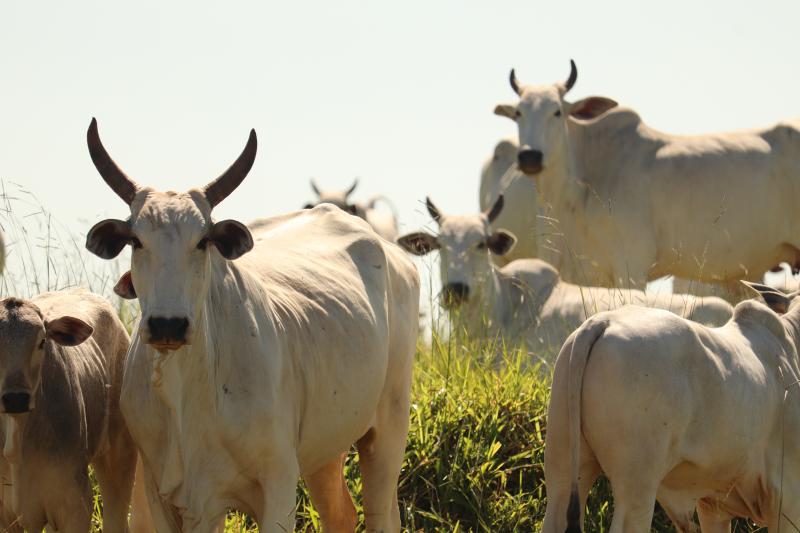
[0,186,766,532]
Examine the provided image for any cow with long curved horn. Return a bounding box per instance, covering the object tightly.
[83,119,420,533]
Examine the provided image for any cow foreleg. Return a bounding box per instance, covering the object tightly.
[258,457,300,533]
[306,452,357,532]
[696,501,731,533]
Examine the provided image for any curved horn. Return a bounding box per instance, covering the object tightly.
[345,178,359,198]
[564,59,578,93]
[485,194,504,223]
[87,118,139,205]
[426,197,443,224]
[509,68,522,96]
[310,178,321,196]
[204,129,258,208]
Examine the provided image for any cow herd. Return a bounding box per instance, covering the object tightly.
[0,60,798,532]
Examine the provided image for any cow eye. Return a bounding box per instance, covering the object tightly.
[130,236,143,249]
[554,109,562,117]
[196,237,209,250]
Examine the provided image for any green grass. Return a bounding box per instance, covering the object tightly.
[0,187,767,532]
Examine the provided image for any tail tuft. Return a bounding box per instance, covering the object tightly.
[564,487,581,533]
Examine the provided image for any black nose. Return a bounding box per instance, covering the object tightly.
[148,317,189,343]
[517,149,544,175]
[443,283,470,307]
[3,392,31,414]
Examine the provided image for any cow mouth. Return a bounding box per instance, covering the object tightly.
[148,340,187,352]
[517,162,544,176]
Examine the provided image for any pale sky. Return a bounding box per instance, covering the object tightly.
[1,0,799,296]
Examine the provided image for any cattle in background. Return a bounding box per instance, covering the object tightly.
[85,119,419,532]
[305,178,399,241]
[0,289,136,533]
[543,282,800,531]
[495,60,800,291]
[479,137,539,264]
[398,197,731,357]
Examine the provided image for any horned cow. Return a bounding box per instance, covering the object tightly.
[85,119,420,532]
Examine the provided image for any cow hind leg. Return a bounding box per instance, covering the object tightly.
[92,433,138,533]
[356,407,410,533]
[306,452,357,533]
[607,480,659,533]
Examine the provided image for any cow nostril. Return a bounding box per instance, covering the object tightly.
[517,149,543,170]
[2,392,31,414]
[147,317,190,342]
[443,283,470,306]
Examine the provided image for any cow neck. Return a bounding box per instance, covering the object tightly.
[782,307,800,361]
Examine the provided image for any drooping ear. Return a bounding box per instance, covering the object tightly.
[114,271,137,299]
[566,97,618,120]
[397,232,440,256]
[45,316,94,347]
[487,229,517,256]
[86,219,133,259]
[493,104,517,120]
[741,280,793,314]
[208,219,254,260]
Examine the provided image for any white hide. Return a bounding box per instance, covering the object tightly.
[479,137,539,264]
[543,290,800,531]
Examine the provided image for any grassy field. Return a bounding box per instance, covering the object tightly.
[0,185,767,532]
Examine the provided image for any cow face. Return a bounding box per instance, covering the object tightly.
[494,60,618,176]
[304,179,359,215]
[0,299,92,414]
[397,196,516,309]
[85,119,256,352]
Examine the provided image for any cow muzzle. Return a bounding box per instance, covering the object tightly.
[2,391,31,414]
[146,316,190,351]
[442,283,470,308]
[517,147,544,175]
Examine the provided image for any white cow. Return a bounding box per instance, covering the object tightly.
[494,60,800,290]
[543,282,800,532]
[479,137,539,264]
[84,119,420,532]
[305,178,399,241]
[397,197,732,357]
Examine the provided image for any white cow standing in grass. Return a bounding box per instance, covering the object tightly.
[397,196,731,358]
[84,119,420,532]
[304,178,399,241]
[543,282,800,532]
[479,137,539,265]
[494,60,800,290]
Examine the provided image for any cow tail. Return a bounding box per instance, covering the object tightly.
[565,316,609,533]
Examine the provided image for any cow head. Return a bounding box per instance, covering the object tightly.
[741,281,800,315]
[85,119,256,352]
[304,179,360,215]
[0,298,92,414]
[494,60,618,176]
[397,195,516,309]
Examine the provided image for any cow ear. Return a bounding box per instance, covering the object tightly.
[494,104,517,120]
[114,271,137,299]
[86,219,133,259]
[208,219,254,260]
[397,232,440,256]
[567,97,618,120]
[741,280,793,314]
[487,230,517,256]
[45,316,94,347]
